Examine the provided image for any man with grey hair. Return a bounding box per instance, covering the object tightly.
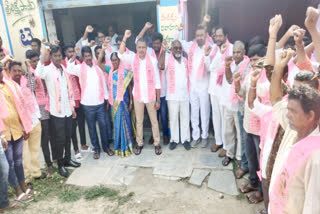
[221,40,250,166]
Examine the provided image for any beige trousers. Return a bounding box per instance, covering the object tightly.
[134,99,160,146]
[23,122,42,179]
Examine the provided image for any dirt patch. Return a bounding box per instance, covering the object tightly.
[7,168,263,214]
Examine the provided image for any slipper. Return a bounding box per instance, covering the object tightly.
[134,145,143,155]
[246,192,264,204]
[222,157,232,166]
[239,183,258,194]
[0,201,18,213]
[155,146,162,155]
[105,149,114,156]
[93,152,100,159]
[25,188,33,196]
[15,193,33,203]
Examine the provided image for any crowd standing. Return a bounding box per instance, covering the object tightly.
[1,7,320,214]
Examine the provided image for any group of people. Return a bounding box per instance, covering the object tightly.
[1,6,320,214]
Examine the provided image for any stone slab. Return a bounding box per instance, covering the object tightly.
[104,165,137,185]
[118,150,161,168]
[153,164,193,179]
[66,165,112,187]
[188,169,210,186]
[192,151,233,170]
[208,170,238,196]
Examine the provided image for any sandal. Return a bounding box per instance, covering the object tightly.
[235,168,248,179]
[239,183,258,194]
[155,145,162,155]
[93,152,100,159]
[246,192,264,204]
[15,193,33,203]
[222,157,232,166]
[134,145,143,155]
[105,149,114,156]
[25,188,33,196]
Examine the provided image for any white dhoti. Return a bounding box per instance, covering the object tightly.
[210,94,225,148]
[224,108,241,160]
[168,100,190,143]
[190,90,210,141]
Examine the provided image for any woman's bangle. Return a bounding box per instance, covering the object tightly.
[250,86,256,90]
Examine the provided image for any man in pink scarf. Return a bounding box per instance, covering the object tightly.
[119,30,162,155]
[205,26,233,156]
[136,22,170,146]
[173,15,213,149]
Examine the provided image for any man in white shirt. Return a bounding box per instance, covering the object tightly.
[107,24,119,50]
[221,41,247,166]
[136,23,170,145]
[67,46,114,160]
[174,17,212,148]
[119,30,162,155]
[158,40,191,150]
[206,26,233,156]
[35,46,80,177]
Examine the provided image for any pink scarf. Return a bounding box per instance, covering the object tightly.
[188,40,207,80]
[108,63,126,105]
[230,56,250,103]
[269,135,320,214]
[19,76,37,114]
[133,53,155,102]
[286,60,296,86]
[206,33,214,45]
[2,79,33,133]
[216,40,231,86]
[0,90,9,132]
[257,110,280,180]
[152,48,164,91]
[64,58,81,101]
[79,62,105,103]
[167,53,189,94]
[2,47,9,55]
[51,63,74,113]
[28,66,50,111]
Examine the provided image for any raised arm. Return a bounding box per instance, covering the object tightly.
[35,46,51,79]
[276,25,299,49]
[119,30,131,55]
[248,69,262,109]
[98,41,107,71]
[82,25,94,42]
[199,15,211,31]
[270,49,294,105]
[293,28,307,65]
[158,41,168,70]
[225,56,234,84]
[66,47,81,76]
[265,14,283,67]
[305,42,315,59]
[136,22,153,41]
[305,7,320,62]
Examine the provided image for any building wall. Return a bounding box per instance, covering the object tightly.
[1,0,46,61]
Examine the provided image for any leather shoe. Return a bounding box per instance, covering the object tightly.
[65,160,81,168]
[58,167,69,177]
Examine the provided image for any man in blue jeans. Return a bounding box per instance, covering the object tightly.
[67,46,114,159]
[0,137,18,212]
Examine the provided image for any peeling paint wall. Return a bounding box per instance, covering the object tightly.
[1,0,46,61]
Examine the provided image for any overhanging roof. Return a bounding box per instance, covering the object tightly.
[39,0,156,10]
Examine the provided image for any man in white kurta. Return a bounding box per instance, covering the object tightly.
[174,25,211,148]
[205,27,233,157]
[159,40,191,151]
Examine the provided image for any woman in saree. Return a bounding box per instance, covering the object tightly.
[98,44,134,157]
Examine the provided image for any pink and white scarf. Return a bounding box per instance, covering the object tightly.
[167,53,189,94]
[215,39,231,86]
[133,53,155,102]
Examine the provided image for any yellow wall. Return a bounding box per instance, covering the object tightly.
[2,0,45,61]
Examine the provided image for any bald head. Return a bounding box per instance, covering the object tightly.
[233,40,245,65]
